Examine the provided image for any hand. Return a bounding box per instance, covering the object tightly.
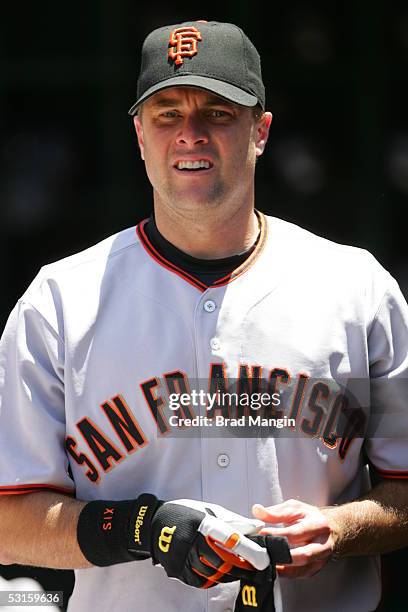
[150,498,273,588]
[78,494,272,588]
[253,499,338,578]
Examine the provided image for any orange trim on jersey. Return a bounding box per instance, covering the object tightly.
[137,220,208,292]
[0,484,75,496]
[208,211,268,288]
[135,211,268,291]
[373,467,408,479]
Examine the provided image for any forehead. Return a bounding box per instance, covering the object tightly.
[142,87,240,110]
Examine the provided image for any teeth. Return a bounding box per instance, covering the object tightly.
[177,160,210,170]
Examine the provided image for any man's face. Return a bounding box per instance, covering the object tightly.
[134,87,271,220]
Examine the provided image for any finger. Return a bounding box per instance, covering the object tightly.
[261,528,309,546]
[253,502,305,524]
[252,504,269,521]
[288,542,333,566]
[261,526,299,538]
[261,524,327,545]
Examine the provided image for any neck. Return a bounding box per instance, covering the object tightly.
[153,199,259,260]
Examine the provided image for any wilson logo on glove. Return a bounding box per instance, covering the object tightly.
[242,585,258,607]
[158,525,177,553]
[133,505,149,544]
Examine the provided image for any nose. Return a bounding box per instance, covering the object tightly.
[176,114,209,147]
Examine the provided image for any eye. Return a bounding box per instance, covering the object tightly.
[156,110,180,122]
[210,109,229,118]
[159,110,180,119]
[206,108,234,121]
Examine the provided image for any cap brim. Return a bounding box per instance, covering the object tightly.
[128,74,259,115]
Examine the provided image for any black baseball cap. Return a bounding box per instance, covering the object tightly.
[128,20,265,115]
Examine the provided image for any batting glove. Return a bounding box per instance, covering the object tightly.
[77,494,274,589]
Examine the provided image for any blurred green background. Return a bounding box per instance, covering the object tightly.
[0,1,407,609]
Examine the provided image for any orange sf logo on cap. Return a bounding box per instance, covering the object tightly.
[168,26,202,66]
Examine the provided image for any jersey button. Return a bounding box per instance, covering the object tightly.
[204,300,216,313]
[217,453,230,468]
[210,338,220,351]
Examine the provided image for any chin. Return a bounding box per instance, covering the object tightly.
[171,186,226,208]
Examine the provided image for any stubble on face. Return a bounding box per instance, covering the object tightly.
[137,88,260,224]
[148,153,228,220]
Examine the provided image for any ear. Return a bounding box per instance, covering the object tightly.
[255,112,273,157]
[134,116,145,161]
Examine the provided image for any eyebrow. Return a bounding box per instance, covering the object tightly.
[149,94,236,109]
[149,97,183,108]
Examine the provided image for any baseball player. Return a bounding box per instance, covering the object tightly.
[1,19,408,612]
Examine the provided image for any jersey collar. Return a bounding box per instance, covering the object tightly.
[136,211,268,292]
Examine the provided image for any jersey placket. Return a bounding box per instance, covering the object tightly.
[193,287,248,612]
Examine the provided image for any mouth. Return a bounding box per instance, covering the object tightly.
[173,159,214,173]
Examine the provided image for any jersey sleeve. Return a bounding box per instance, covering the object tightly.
[364,272,408,479]
[0,295,75,495]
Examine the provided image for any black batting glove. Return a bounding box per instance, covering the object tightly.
[77,495,274,589]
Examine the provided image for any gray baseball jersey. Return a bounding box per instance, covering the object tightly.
[1,213,408,612]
